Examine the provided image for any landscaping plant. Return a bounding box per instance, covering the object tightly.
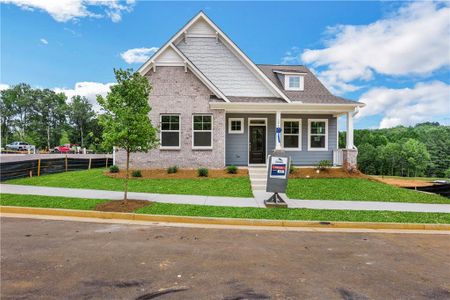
[317,160,332,171]
[198,168,209,177]
[289,164,295,174]
[97,69,158,202]
[226,165,238,174]
[167,166,179,174]
[109,165,119,173]
[132,170,142,177]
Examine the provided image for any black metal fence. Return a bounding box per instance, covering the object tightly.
[0,157,113,181]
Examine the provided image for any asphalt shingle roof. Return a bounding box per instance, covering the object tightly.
[258,64,362,105]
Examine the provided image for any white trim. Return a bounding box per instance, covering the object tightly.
[284,75,304,91]
[308,119,329,151]
[137,12,290,103]
[209,102,365,113]
[247,118,268,166]
[274,70,307,76]
[228,118,244,134]
[336,116,339,150]
[281,118,302,151]
[192,114,213,150]
[159,114,181,150]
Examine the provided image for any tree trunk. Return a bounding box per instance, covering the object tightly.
[80,125,84,148]
[47,125,50,150]
[124,150,130,202]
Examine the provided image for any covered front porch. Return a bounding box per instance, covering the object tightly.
[211,102,359,168]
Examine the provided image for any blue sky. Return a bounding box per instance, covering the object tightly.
[1,1,449,129]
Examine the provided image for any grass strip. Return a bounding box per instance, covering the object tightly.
[1,194,448,224]
[0,193,107,210]
[287,178,449,204]
[7,168,253,198]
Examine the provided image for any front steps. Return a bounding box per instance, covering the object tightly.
[248,165,291,206]
[248,166,267,192]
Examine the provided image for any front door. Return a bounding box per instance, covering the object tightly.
[249,126,266,164]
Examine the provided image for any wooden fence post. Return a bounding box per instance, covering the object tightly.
[65,155,68,172]
[88,158,92,170]
[37,159,41,176]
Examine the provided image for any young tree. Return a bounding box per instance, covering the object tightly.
[68,95,95,147]
[97,69,158,201]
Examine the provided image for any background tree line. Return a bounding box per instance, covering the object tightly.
[0,83,106,152]
[339,122,450,178]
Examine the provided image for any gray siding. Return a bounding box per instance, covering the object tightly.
[176,37,275,97]
[226,114,337,166]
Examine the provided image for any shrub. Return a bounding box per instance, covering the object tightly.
[317,160,333,170]
[132,170,142,177]
[226,165,238,174]
[289,164,295,174]
[167,165,179,174]
[109,165,119,173]
[197,168,209,177]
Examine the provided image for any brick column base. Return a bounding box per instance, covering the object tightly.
[342,149,358,172]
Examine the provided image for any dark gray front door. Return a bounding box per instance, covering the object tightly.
[249,126,266,164]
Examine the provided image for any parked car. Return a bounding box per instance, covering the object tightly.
[5,141,35,151]
[52,145,71,153]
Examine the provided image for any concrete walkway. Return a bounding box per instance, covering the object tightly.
[1,184,449,213]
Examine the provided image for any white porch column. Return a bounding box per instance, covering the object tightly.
[346,111,354,149]
[275,111,282,150]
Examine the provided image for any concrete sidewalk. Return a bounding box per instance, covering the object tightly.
[1,184,449,213]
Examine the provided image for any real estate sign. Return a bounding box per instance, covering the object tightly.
[266,151,290,194]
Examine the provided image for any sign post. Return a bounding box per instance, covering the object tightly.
[265,150,290,208]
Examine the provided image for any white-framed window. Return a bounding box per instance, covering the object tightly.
[228,118,244,134]
[160,114,180,149]
[282,119,301,150]
[192,114,213,149]
[285,75,304,91]
[308,119,328,151]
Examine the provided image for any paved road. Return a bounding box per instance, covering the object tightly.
[1,217,450,299]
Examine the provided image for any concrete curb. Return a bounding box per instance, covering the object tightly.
[1,206,449,231]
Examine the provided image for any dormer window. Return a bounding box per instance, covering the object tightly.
[285,75,304,91]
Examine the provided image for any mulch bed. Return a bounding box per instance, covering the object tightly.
[289,168,368,179]
[372,177,434,188]
[95,200,151,213]
[105,168,248,179]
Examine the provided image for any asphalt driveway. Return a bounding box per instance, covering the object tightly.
[1,217,449,299]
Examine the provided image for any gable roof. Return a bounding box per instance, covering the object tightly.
[258,64,363,105]
[137,11,291,103]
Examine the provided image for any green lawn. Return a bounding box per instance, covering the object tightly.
[0,193,107,210]
[287,178,449,204]
[6,169,253,198]
[1,194,449,224]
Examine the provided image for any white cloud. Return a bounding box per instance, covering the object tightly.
[300,1,450,94]
[0,0,135,23]
[120,47,158,64]
[281,47,301,65]
[0,83,10,91]
[40,38,48,44]
[357,81,450,128]
[53,81,114,111]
